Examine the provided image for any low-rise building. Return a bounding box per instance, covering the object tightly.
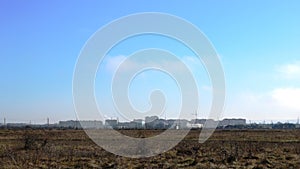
[187,123,203,128]
[105,119,118,129]
[79,120,103,129]
[59,120,80,128]
[219,118,246,127]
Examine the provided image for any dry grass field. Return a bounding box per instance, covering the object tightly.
[0,129,299,168]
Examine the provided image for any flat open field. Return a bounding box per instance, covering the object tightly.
[0,129,299,168]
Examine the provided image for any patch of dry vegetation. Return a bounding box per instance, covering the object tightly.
[0,129,299,168]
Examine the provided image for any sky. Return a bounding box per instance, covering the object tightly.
[1,1,300,124]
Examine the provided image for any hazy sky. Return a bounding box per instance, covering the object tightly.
[1,1,300,123]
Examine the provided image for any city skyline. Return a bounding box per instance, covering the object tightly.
[0,116,299,125]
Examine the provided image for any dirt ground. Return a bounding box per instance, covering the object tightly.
[0,129,299,168]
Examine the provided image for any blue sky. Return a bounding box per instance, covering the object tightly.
[1,1,300,123]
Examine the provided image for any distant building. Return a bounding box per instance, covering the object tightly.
[79,120,103,129]
[145,116,159,129]
[117,121,143,129]
[105,119,118,129]
[173,119,189,129]
[219,118,246,127]
[190,119,206,125]
[133,119,143,129]
[59,120,80,128]
[152,119,169,129]
[6,123,27,128]
[58,120,103,129]
[190,119,219,128]
[117,122,131,129]
[187,123,203,128]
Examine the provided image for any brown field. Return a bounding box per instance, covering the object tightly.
[0,129,299,168]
